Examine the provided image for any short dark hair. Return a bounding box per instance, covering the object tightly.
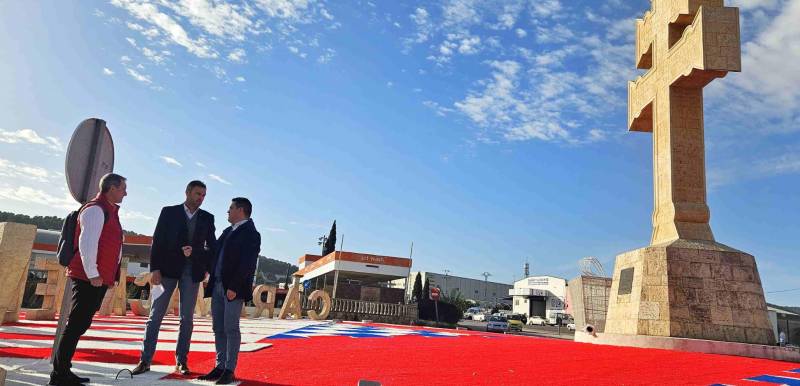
[99,173,126,193]
[186,180,207,193]
[232,197,252,217]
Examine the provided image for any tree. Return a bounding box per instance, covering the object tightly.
[411,273,422,303]
[322,220,337,255]
[422,277,431,304]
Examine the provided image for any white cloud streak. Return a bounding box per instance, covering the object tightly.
[159,155,183,167]
[0,129,63,152]
[208,173,232,185]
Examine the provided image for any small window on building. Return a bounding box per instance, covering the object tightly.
[515,299,519,306]
[140,263,149,268]
[475,290,479,294]
[492,292,496,296]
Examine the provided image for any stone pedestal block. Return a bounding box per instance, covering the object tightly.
[0,222,37,324]
[605,239,772,345]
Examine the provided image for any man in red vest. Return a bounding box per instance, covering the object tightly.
[50,173,127,386]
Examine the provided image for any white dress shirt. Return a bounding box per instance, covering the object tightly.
[78,206,122,279]
[184,204,197,220]
[231,218,249,231]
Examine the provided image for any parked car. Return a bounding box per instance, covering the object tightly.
[472,312,487,322]
[486,315,508,333]
[506,314,525,331]
[463,307,484,320]
[567,323,576,331]
[527,316,547,326]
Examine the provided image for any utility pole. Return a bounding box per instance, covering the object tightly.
[443,269,450,295]
[481,271,491,304]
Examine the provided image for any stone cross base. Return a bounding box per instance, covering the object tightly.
[574,331,800,363]
[605,239,772,345]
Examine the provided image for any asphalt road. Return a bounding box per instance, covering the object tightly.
[457,320,575,340]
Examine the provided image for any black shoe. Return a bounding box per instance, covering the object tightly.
[176,362,190,375]
[131,361,151,375]
[198,367,224,381]
[66,371,90,384]
[48,371,82,386]
[215,370,235,385]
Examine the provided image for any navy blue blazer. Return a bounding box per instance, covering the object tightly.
[205,218,261,302]
[149,204,216,282]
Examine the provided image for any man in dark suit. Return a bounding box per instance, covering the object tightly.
[198,197,260,385]
[132,180,216,375]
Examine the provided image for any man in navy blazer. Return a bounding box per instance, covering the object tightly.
[198,197,260,385]
[132,180,216,376]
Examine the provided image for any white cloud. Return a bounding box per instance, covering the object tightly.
[159,155,183,167]
[263,227,288,232]
[120,55,131,62]
[457,35,481,54]
[208,173,231,185]
[0,186,76,211]
[317,48,336,63]
[228,48,247,62]
[196,162,207,168]
[709,149,800,187]
[111,0,218,58]
[515,28,527,38]
[119,209,155,221]
[255,0,312,19]
[732,0,800,114]
[386,81,394,88]
[103,67,115,75]
[162,0,253,41]
[531,0,563,17]
[126,68,152,84]
[0,129,63,151]
[141,46,167,64]
[0,158,56,182]
[235,76,246,82]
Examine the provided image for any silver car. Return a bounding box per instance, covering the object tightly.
[486,315,508,333]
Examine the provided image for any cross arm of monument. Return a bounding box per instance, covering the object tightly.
[628,1,741,133]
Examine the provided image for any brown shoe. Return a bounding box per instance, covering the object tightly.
[131,361,150,375]
[175,362,190,375]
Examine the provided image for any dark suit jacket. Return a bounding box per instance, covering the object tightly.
[149,204,216,282]
[205,219,260,302]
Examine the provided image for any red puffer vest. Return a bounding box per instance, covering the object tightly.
[67,193,123,286]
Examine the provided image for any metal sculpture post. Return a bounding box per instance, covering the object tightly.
[51,118,114,363]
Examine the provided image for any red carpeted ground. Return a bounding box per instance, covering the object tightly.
[177,324,798,386]
[2,316,799,385]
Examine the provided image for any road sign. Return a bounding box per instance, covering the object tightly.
[52,118,115,364]
[65,118,114,204]
[430,287,441,301]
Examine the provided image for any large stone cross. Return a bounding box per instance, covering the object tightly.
[628,0,740,245]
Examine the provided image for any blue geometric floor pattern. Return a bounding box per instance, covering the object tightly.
[267,323,465,339]
[711,368,800,386]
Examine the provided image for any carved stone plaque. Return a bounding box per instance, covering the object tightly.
[618,268,634,295]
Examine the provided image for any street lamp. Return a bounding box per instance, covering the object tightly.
[317,235,328,255]
[481,271,491,305]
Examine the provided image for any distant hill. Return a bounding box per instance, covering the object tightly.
[0,211,144,236]
[256,255,298,285]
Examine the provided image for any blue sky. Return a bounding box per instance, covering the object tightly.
[1,0,798,304]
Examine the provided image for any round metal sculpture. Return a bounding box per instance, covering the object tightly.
[65,118,114,204]
[579,256,606,277]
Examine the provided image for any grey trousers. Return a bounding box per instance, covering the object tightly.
[140,264,199,364]
[211,282,244,371]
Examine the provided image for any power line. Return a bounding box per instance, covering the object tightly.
[766,287,800,294]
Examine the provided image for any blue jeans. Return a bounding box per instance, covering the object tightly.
[140,264,199,364]
[211,282,244,371]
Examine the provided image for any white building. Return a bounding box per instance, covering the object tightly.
[510,275,569,323]
[391,271,512,306]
